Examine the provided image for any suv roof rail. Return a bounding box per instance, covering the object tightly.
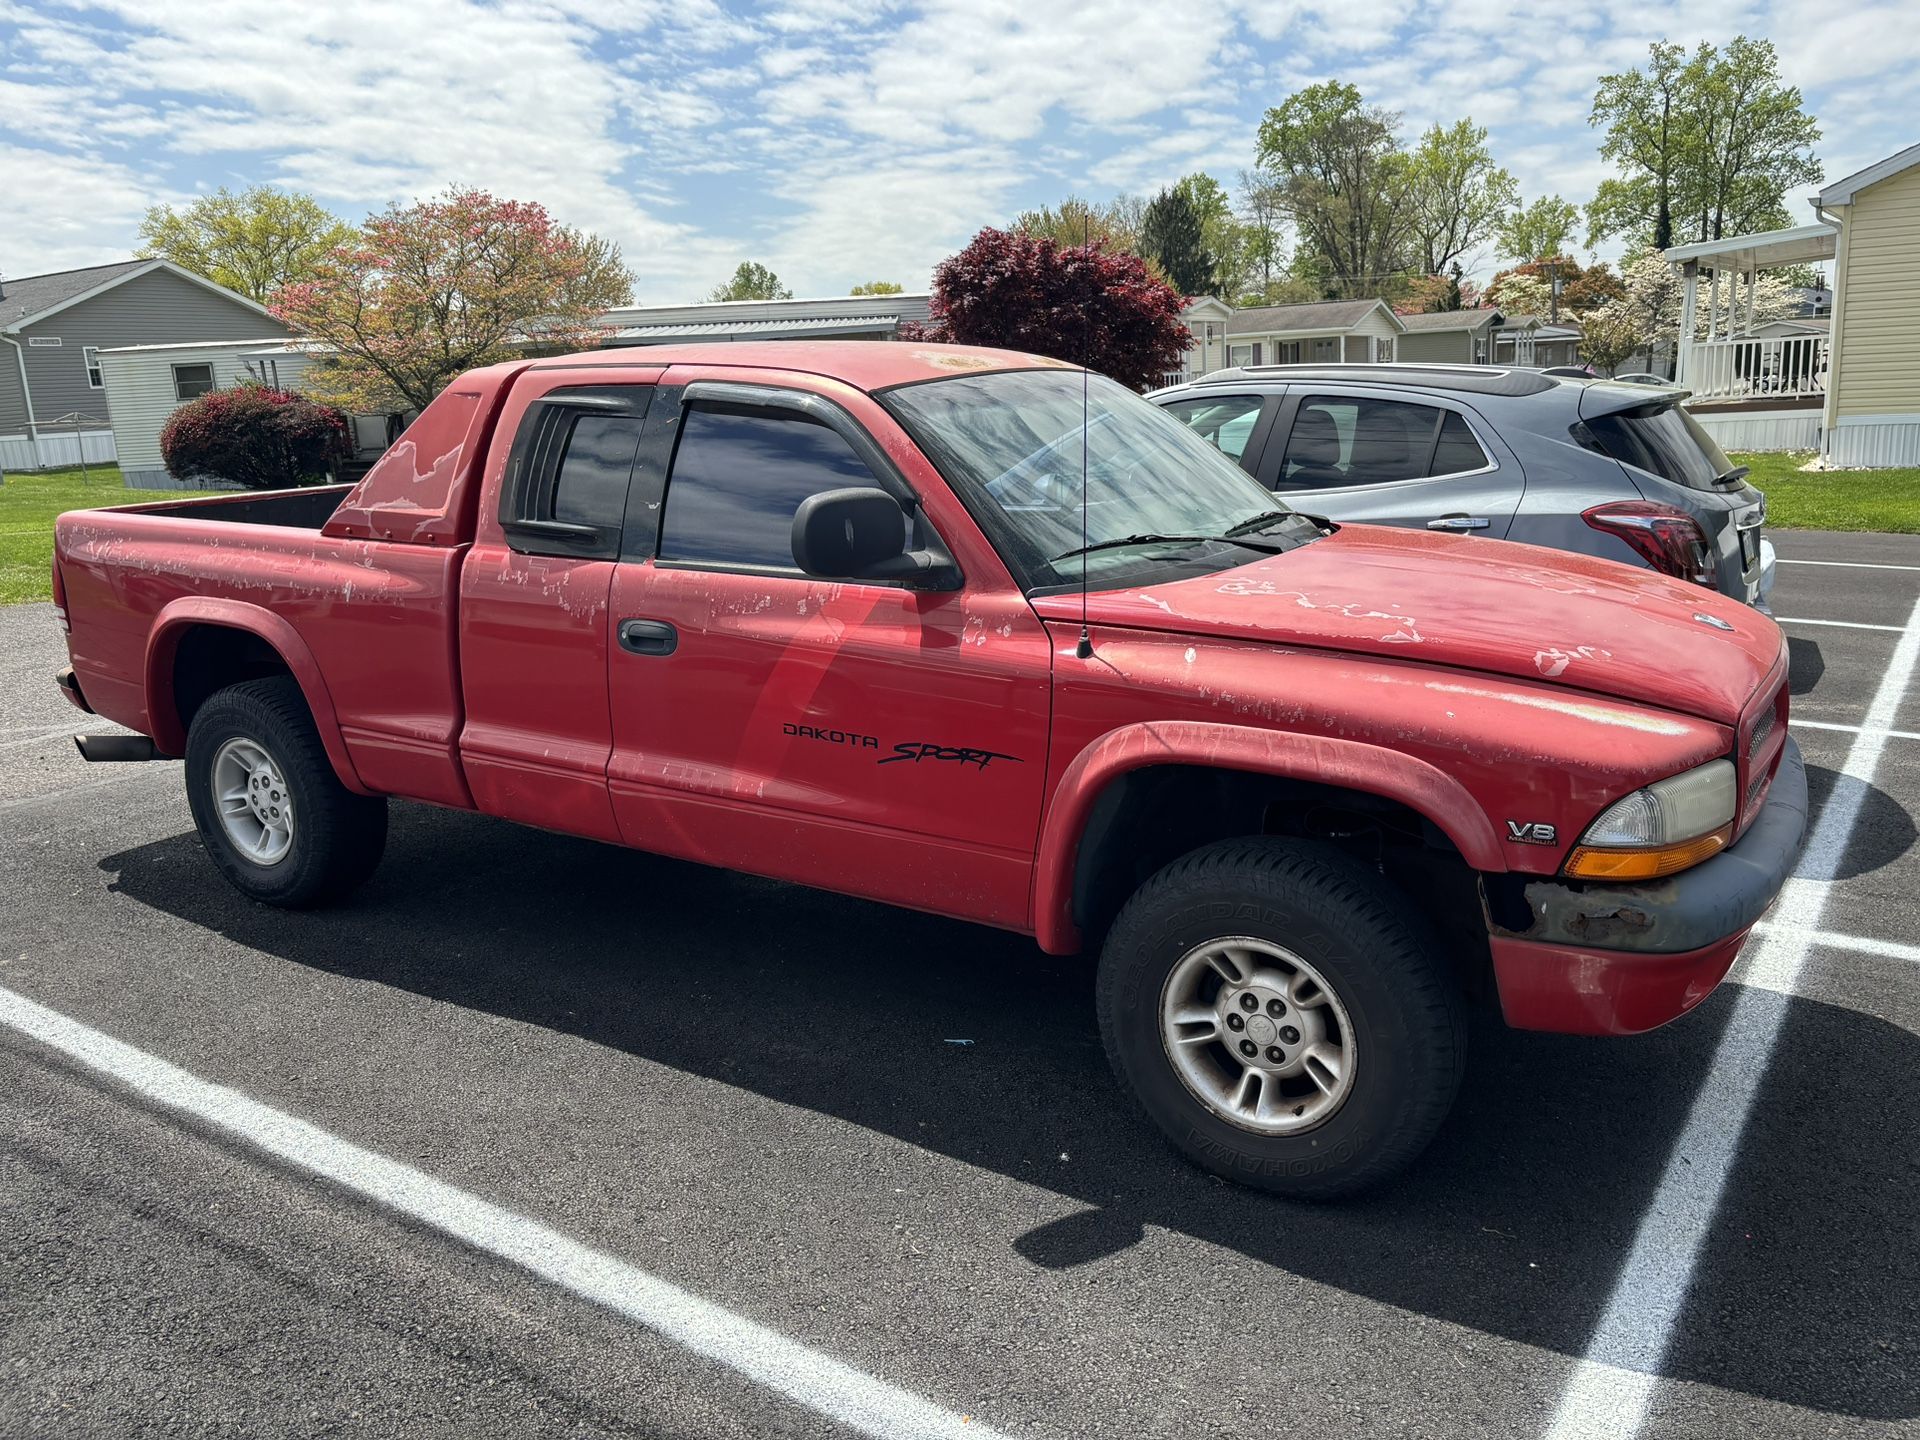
[1181,363,1559,397]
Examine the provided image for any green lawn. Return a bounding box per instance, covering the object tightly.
[0,464,137,604]
[1730,451,1920,534]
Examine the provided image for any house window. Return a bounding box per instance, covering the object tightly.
[1229,343,1255,367]
[172,363,216,401]
[84,345,103,389]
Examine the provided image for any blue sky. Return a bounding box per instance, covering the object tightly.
[2,0,1914,302]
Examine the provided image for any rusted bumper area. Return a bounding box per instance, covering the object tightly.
[55,665,92,714]
[1489,736,1808,1036]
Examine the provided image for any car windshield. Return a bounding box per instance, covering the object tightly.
[881,368,1321,589]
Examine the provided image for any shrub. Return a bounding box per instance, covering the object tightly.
[904,227,1191,391]
[159,384,353,490]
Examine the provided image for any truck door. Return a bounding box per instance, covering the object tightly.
[457,368,658,842]
[1252,388,1523,539]
[602,373,1052,930]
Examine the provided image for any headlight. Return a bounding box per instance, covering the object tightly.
[1563,759,1737,880]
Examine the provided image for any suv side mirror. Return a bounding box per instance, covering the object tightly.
[791,487,958,588]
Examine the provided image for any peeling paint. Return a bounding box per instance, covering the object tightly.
[1417,679,1693,735]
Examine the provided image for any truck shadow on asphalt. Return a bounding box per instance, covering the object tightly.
[99,776,1917,1423]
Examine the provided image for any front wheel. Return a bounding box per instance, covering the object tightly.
[1096,837,1465,1199]
[184,677,387,908]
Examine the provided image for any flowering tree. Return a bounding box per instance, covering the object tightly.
[906,228,1190,391]
[160,385,352,489]
[270,188,634,413]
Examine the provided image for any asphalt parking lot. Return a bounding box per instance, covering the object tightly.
[4,530,1918,1440]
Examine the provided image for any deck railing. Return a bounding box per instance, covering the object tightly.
[1681,334,1827,402]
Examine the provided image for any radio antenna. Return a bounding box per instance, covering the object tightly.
[1074,210,1093,661]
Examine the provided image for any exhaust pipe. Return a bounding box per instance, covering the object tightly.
[74,733,158,763]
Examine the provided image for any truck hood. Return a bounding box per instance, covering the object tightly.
[1032,526,1782,725]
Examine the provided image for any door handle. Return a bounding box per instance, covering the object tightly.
[1428,515,1491,531]
[618,618,678,656]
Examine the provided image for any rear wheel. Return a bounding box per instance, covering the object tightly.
[184,677,386,907]
[1096,837,1465,1199]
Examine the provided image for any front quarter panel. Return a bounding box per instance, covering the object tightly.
[1035,624,1730,950]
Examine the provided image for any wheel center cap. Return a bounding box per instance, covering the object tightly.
[1246,1013,1278,1046]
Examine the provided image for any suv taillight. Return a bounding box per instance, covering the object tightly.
[1582,501,1714,585]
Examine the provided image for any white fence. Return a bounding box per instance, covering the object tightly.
[0,429,119,473]
[1680,334,1827,402]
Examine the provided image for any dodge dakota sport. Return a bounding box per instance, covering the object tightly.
[51,342,1808,1197]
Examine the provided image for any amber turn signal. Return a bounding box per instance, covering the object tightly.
[1562,825,1732,881]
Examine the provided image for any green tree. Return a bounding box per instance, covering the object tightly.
[1588,37,1820,249]
[1405,120,1517,274]
[1014,196,1142,252]
[1139,185,1216,295]
[138,185,356,303]
[1588,41,1693,251]
[1255,82,1413,299]
[1680,36,1822,242]
[1496,195,1580,263]
[709,262,792,302]
[1235,169,1288,294]
[848,280,902,295]
[1173,173,1252,295]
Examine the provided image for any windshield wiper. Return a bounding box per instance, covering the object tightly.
[1049,531,1288,564]
[1713,464,1752,487]
[1224,509,1298,536]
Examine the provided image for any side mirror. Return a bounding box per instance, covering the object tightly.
[791,487,958,588]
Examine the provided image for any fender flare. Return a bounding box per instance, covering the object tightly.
[1030,720,1505,954]
[144,597,370,795]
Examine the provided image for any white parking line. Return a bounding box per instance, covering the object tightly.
[0,984,1006,1440]
[1794,718,1920,742]
[1775,616,1906,633]
[1775,558,1920,573]
[1750,921,1920,968]
[1544,593,1920,1440]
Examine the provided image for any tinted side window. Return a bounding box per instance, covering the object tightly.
[552,414,644,530]
[1279,396,1445,490]
[1159,395,1264,462]
[1431,412,1490,475]
[659,406,885,570]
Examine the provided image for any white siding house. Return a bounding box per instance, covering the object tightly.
[98,338,313,488]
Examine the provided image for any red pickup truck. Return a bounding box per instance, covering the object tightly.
[52,343,1807,1197]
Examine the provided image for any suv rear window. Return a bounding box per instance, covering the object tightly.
[1580,403,1734,490]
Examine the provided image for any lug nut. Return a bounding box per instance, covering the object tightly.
[1239,993,1258,1012]
[1280,1025,1301,1044]
[1238,1039,1257,1058]
[1225,1013,1245,1032]
[1266,1046,1284,1062]
[1266,997,1285,1017]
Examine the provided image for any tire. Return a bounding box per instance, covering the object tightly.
[184,677,387,908]
[1096,837,1465,1200]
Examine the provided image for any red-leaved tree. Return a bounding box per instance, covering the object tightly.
[269,187,633,413]
[905,228,1190,390]
[160,385,353,490]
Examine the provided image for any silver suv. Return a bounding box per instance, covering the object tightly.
[1151,364,1774,608]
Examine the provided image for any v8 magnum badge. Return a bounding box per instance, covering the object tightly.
[1506,820,1558,845]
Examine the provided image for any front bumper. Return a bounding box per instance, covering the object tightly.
[1488,735,1809,1035]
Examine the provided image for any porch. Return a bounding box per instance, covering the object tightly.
[1667,223,1837,404]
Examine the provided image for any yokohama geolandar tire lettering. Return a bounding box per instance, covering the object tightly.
[184,677,388,908]
[1096,837,1466,1199]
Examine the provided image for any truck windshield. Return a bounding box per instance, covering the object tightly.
[881,368,1321,590]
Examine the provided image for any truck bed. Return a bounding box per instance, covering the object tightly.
[119,483,355,530]
[53,481,474,811]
